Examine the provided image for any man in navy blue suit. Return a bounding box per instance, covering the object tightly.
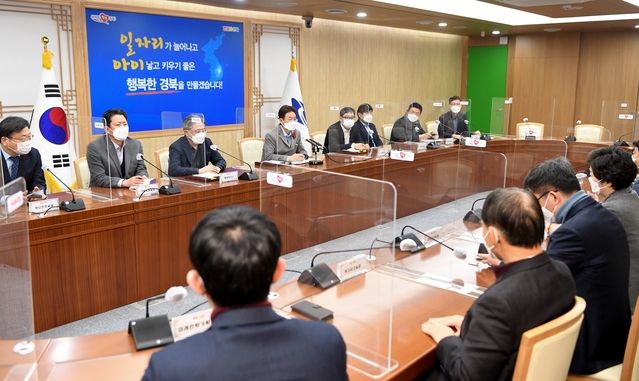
[168,114,226,177]
[525,157,631,375]
[142,205,349,381]
[351,103,383,148]
[0,116,46,199]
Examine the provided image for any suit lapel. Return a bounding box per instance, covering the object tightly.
[182,137,194,167]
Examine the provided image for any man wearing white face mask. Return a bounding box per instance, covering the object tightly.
[0,116,46,199]
[421,188,575,381]
[586,146,639,312]
[87,108,148,188]
[324,107,368,153]
[437,95,468,141]
[524,157,630,375]
[390,102,433,142]
[168,114,226,177]
[351,103,383,148]
[261,105,308,162]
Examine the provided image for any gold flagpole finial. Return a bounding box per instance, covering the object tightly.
[41,36,53,70]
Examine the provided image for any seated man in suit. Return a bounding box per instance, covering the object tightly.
[351,103,383,148]
[586,146,639,312]
[168,114,226,177]
[261,105,308,162]
[422,187,576,381]
[87,108,148,188]
[437,95,468,140]
[524,157,631,375]
[390,102,432,142]
[142,205,349,381]
[325,106,368,153]
[0,116,46,200]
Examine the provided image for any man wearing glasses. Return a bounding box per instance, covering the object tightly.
[168,114,226,176]
[261,105,308,162]
[0,116,47,199]
[524,157,630,375]
[325,106,368,153]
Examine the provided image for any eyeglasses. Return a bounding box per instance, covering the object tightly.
[341,116,355,121]
[10,135,33,143]
[536,190,557,201]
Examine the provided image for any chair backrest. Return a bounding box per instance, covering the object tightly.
[74,156,90,189]
[621,297,639,381]
[154,148,169,177]
[311,132,326,146]
[516,122,545,139]
[425,121,439,136]
[238,137,265,166]
[382,124,393,142]
[512,296,586,381]
[574,124,604,142]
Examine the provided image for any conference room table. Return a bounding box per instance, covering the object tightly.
[5,223,492,381]
[19,138,604,334]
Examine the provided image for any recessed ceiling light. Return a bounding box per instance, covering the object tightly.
[453,25,467,29]
[386,17,401,21]
[326,9,347,14]
[544,27,561,32]
[492,30,500,34]
[357,12,367,17]
[635,24,639,28]
[416,20,434,25]
[273,2,297,6]
[438,22,447,27]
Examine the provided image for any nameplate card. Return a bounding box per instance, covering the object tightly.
[219,171,238,184]
[524,129,541,137]
[337,254,368,281]
[417,142,428,151]
[619,113,634,120]
[390,150,414,162]
[330,106,339,111]
[267,172,293,188]
[433,102,443,107]
[265,112,276,118]
[135,183,159,198]
[7,191,23,214]
[29,198,59,214]
[445,138,454,145]
[93,121,104,130]
[464,138,487,148]
[171,308,213,341]
[377,148,390,157]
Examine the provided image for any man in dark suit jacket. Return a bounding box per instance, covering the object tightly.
[261,105,308,162]
[324,106,369,153]
[391,102,433,142]
[86,109,148,188]
[525,157,631,375]
[168,114,226,176]
[142,205,348,381]
[422,188,576,381]
[351,103,383,147]
[437,95,468,140]
[0,116,46,197]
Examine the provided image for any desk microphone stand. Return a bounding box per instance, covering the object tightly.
[309,144,323,165]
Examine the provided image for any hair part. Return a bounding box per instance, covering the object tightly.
[523,157,580,195]
[189,205,281,307]
[102,108,127,127]
[482,188,545,248]
[0,116,30,138]
[587,146,636,190]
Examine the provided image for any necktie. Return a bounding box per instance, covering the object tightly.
[9,156,19,181]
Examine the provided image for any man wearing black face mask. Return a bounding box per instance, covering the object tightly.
[0,116,46,199]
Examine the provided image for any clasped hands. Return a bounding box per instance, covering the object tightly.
[421,314,464,343]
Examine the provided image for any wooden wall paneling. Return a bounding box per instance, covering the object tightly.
[300,18,463,135]
[29,203,138,332]
[575,31,639,140]
[509,33,581,139]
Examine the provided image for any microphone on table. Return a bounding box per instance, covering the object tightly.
[42,164,85,211]
[298,245,388,289]
[614,129,639,147]
[565,120,579,142]
[128,286,188,351]
[305,138,326,165]
[210,145,258,180]
[136,153,181,195]
[464,120,491,141]
[396,225,468,259]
